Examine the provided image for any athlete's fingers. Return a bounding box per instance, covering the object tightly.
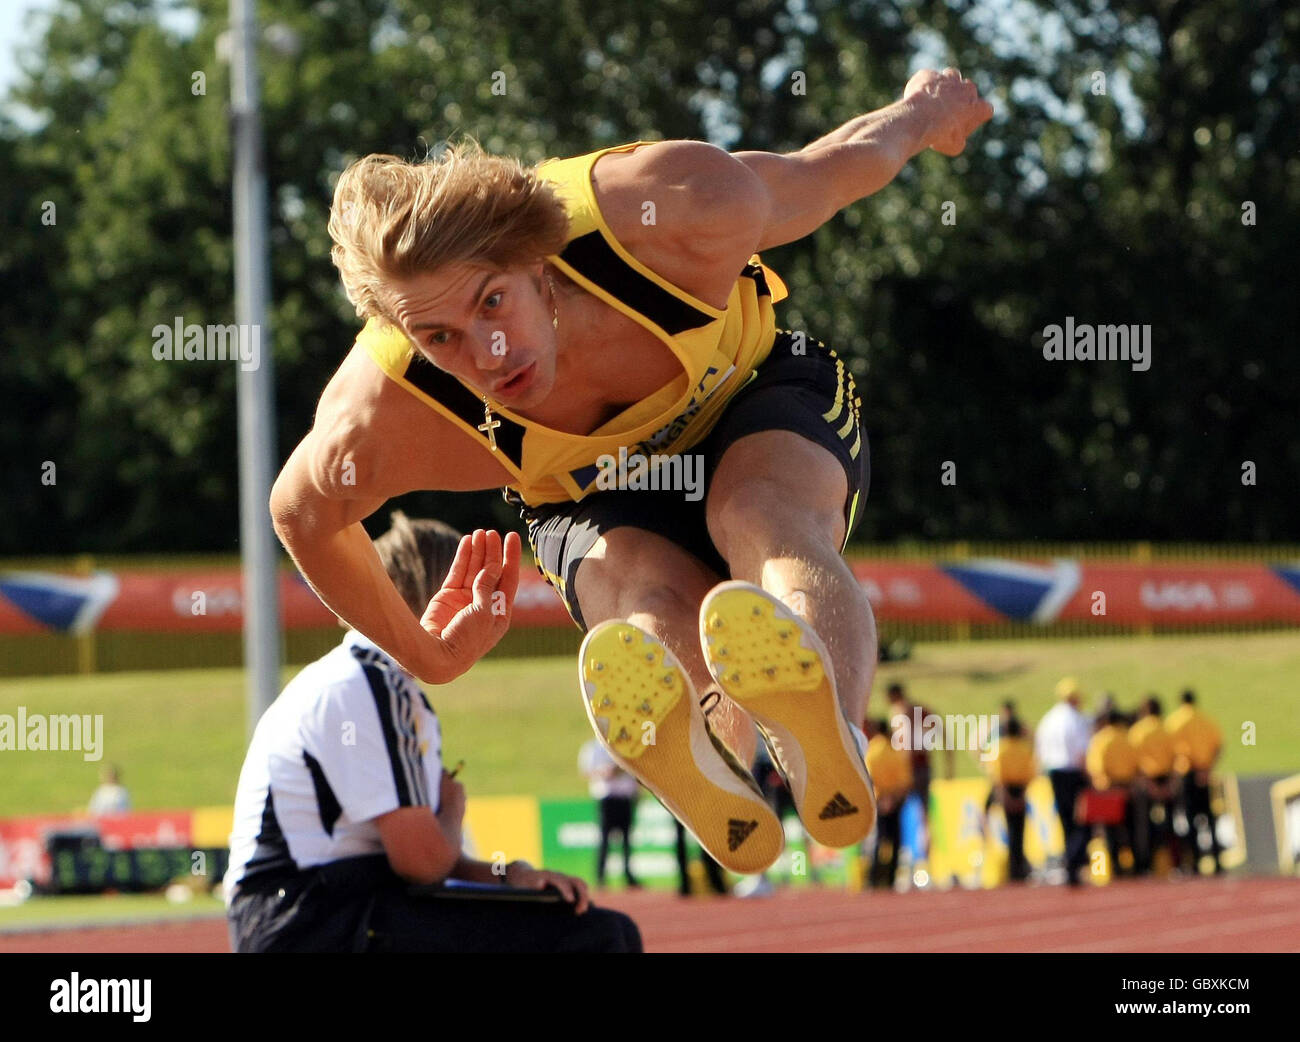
[470,541,503,612]
[471,564,495,614]
[571,876,590,914]
[442,534,474,592]
[482,529,502,577]
[497,531,522,612]
[478,530,504,593]
[464,529,487,590]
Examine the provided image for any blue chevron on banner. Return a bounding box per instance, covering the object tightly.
[0,572,119,634]
[940,559,1081,623]
[1271,566,1300,598]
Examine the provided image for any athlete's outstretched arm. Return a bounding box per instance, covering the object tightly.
[731,68,994,251]
[271,429,519,685]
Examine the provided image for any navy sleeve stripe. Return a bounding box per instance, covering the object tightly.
[358,661,421,806]
[302,750,343,836]
[393,670,428,806]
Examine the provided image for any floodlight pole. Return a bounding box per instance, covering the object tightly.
[230,0,281,736]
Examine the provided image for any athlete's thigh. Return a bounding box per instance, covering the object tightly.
[697,330,868,555]
[524,483,725,631]
[573,524,723,627]
[706,429,850,548]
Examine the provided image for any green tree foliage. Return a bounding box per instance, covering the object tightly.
[1,0,1294,553]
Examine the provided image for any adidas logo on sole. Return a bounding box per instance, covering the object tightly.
[579,620,785,874]
[818,791,859,820]
[728,818,758,851]
[698,582,877,849]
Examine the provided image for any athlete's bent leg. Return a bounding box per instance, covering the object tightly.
[706,429,878,726]
[573,526,783,872]
[573,526,756,763]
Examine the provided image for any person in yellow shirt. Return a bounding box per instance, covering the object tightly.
[864,718,914,890]
[1086,709,1140,877]
[1087,710,1140,789]
[1166,690,1224,874]
[1128,696,1178,875]
[984,715,1036,882]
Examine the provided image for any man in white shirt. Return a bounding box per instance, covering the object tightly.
[225,512,641,952]
[87,764,131,816]
[1035,677,1093,886]
[578,739,642,888]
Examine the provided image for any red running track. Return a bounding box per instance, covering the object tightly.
[1,877,1296,953]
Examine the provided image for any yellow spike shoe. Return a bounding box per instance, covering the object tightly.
[699,581,876,849]
[579,619,784,875]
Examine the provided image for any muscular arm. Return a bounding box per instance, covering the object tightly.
[271,431,437,676]
[609,69,993,270]
[735,99,934,250]
[271,365,518,684]
[737,70,994,251]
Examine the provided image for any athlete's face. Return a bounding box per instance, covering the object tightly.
[390,262,559,410]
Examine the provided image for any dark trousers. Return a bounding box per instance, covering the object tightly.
[229,854,642,954]
[869,806,902,889]
[596,796,638,886]
[1048,768,1090,880]
[1179,772,1222,873]
[1132,782,1153,873]
[1003,785,1029,881]
[674,821,727,895]
[1102,791,1133,877]
[1132,777,1178,874]
[228,856,384,953]
[912,764,932,817]
[363,890,643,953]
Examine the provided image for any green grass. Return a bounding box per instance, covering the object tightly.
[1,632,1298,818]
[0,892,225,931]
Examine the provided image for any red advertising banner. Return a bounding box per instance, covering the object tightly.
[0,811,193,888]
[2,559,1299,634]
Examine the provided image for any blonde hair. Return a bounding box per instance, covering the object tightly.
[372,512,464,617]
[328,137,570,325]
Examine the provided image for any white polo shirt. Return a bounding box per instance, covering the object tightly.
[1034,701,1092,771]
[578,740,641,800]
[224,630,442,897]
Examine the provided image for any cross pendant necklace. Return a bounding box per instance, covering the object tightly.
[478,401,501,450]
[479,270,559,453]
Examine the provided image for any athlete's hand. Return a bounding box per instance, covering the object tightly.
[418,529,521,683]
[903,68,994,156]
[505,861,590,914]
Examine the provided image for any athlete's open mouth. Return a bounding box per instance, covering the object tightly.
[492,361,535,398]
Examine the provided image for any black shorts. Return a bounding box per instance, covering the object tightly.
[517,330,869,630]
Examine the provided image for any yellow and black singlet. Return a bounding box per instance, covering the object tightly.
[356,140,789,508]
